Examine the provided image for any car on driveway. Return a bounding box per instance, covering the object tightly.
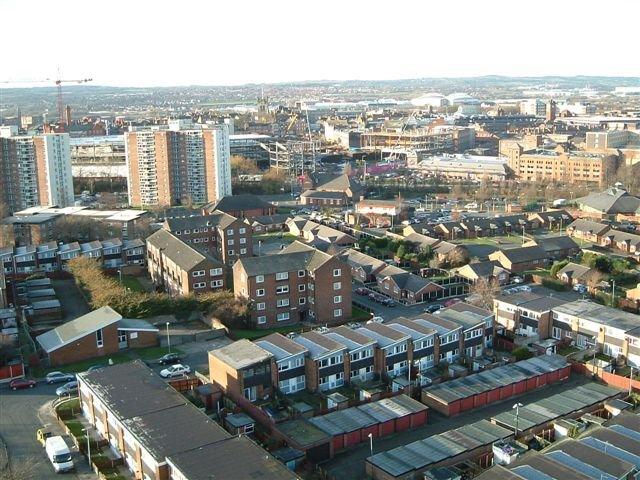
[159,364,191,378]
[423,303,443,314]
[9,378,36,390]
[55,381,78,397]
[158,353,182,365]
[354,287,369,295]
[45,372,75,385]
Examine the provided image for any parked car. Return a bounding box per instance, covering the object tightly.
[45,372,75,385]
[45,436,74,473]
[55,381,78,397]
[423,303,443,313]
[443,298,462,307]
[86,365,105,372]
[381,298,396,307]
[512,276,524,284]
[9,378,36,390]
[158,353,182,365]
[159,364,191,378]
[573,283,587,294]
[354,287,369,295]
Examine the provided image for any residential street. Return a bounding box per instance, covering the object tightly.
[0,382,94,479]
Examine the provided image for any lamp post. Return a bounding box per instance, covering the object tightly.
[117,269,122,284]
[368,432,373,457]
[512,403,523,438]
[166,322,171,354]
[83,427,91,465]
[611,279,616,308]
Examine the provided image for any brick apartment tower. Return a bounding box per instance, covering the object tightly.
[0,128,73,214]
[124,121,232,208]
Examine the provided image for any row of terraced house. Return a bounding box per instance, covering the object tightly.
[0,238,146,275]
[209,301,493,400]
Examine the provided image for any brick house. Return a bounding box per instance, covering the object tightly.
[146,229,225,296]
[203,194,276,219]
[488,246,550,273]
[376,265,444,304]
[163,210,253,266]
[325,326,377,383]
[35,306,158,366]
[233,241,352,328]
[524,235,581,260]
[255,333,308,395]
[209,339,274,402]
[386,318,436,384]
[356,322,411,379]
[528,210,574,230]
[0,214,59,246]
[493,292,568,339]
[337,248,388,284]
[565,219,611,243]
[293,331,348,392]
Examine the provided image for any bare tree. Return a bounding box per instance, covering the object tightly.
[51,217,113,243]
[469,277,501,310]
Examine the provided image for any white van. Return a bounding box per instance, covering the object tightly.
[45,436,74,473]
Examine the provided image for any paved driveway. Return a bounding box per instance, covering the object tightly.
[0,382,94,479]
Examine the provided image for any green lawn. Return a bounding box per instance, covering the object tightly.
[120,276,146,292]
[134,345,183,361]
[351,305,371,321]
[231,325,305,340]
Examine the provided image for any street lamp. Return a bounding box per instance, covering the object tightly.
[166,322,171,354]
[83,427,92,465]
[368,432,373,457]
[611,279,616,308]
[117,269,122,284]
[512,402,523,438]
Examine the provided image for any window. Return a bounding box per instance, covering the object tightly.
[118,331,127,343]
[276,285,289,294]
[240,248,247,255]
[228,249,234,256]
[276,272,289,281]
[210,268,223,276]
[333,282,341,290]
[298,270,305,277]
[184,229,191,234]
[277,298,290,307]
[240,238,246,244]
[192,270,205,277]
[298,284,306,292]
[257,316,266,324]
[418,338,434,350]
[333,308,342,317]
[228,239,235,246]
[256,275,264,283]
[239,228,246,234]
[277,312,290,322]
[193,282,206,288]
[333,295,341,304]
[257,302,265,311]
[211,280,223,288]
[299,297,306,305]
[96,329,103,348]
[227,229,234,235]
[256,288,265,297]
[333,268,341,277]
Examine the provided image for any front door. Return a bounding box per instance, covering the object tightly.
[118,330,128,349]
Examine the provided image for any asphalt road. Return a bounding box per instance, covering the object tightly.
[323,376,595,479]
[0,382,93,479]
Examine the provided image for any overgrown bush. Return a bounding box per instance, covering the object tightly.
[68,257,248,325]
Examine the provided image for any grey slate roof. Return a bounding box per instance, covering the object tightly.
[566,219,611,235]
[146,229,221,270]
[36,306,122,353]
[237,242,333,276]
[164,211,237,231]
[557,262,592,281]
[576,187,640,214]
[494,245,549,263]
[206,194,274,213]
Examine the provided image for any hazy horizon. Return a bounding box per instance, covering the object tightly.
[2,0,639,88]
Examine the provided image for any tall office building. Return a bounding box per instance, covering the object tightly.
[0,130,74,214]
[124,120,232,207]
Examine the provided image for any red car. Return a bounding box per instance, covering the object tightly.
[9,378,36,390]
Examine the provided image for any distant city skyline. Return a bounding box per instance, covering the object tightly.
[1,0,639,88]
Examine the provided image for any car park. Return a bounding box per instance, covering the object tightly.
[45,372,75,385]
[55,381,78,397]
[9,378,36,390]
[159,364,191,378]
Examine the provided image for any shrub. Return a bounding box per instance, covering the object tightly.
[512,347,533,362]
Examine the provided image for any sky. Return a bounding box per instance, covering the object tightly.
[1,0,639,87]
